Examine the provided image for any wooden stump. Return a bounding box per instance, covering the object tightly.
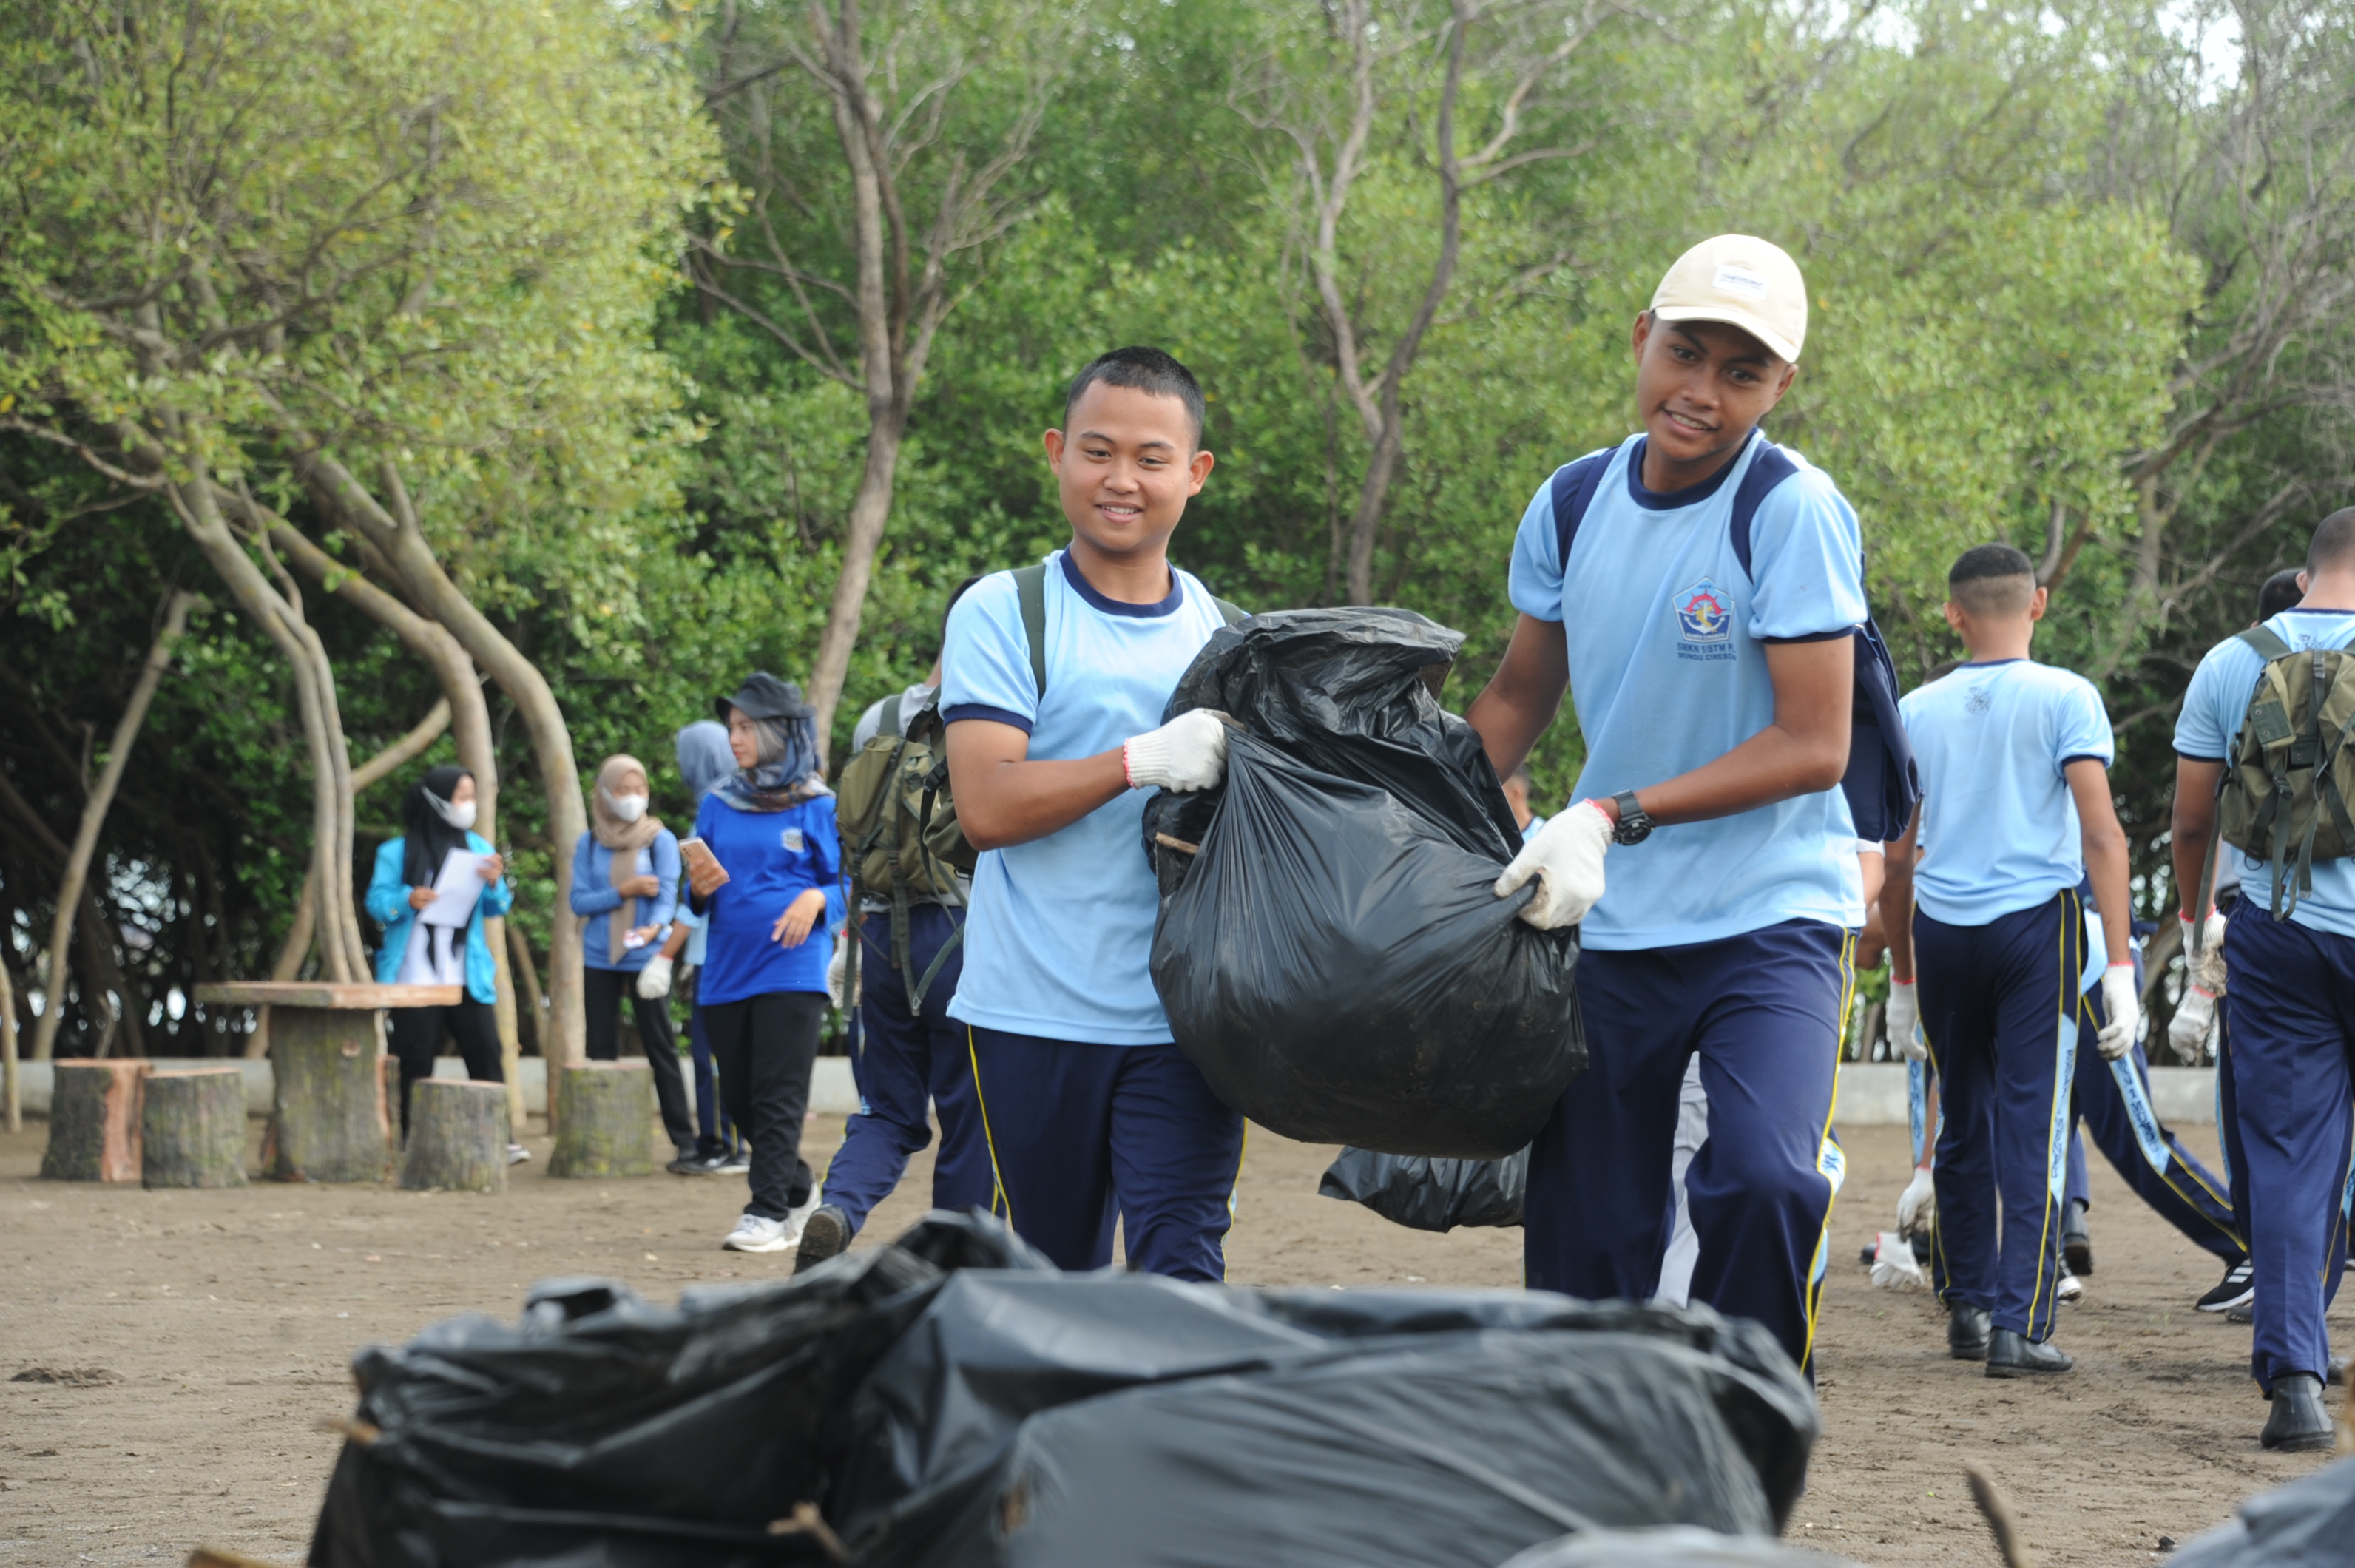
[399,1079,509,1194]
[266,1004,391,1183]
[142,1068,249,1189]
[41,1061,149,1182]
[547,1061,655,1178]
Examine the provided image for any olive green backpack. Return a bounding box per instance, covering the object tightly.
[2193,625,2355,929]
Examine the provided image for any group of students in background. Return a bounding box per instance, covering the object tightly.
[351,232,2349,1455]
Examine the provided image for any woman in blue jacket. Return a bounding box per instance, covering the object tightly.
[686,673,843,1254]
[365,766,515,1150]
[570,754,695,1164]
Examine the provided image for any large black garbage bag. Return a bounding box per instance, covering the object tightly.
[2172,1455,2355,1567]
[1499,1527,1865,1568]
[838,1275,1817,1568]
[1143,608,1582,1158]
[1321,1144,1528,1231]
[308,1212,1051,1568]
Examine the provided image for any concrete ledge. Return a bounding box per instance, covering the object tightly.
[11,1054,861,1119]
[1833,1063,2215,1126]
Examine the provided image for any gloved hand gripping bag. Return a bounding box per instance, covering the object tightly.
[1143,609,1584,1160]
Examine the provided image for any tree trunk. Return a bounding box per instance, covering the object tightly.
[1343,411,1408,604]
[280,453,589,1068]
[30,592,195,1063]
[805,416,908,746]
[398,1078,510,1194]
[265,1003,392,1183]
[507,922,547,1056]
[141,1067,249,1189]
[545,1061,656,1177]
[1,960,18,1132]
[40,1060,148,1182]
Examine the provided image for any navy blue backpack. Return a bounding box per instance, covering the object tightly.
[1549,444,1922,844]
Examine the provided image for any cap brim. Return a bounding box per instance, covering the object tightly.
[1651,304,1800,365]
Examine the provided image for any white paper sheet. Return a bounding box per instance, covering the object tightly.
[417,847,486,928]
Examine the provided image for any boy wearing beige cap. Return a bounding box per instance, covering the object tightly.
[1468,234,1868,1372]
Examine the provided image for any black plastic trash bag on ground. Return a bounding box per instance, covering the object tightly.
[2172,1454,2355,1567]
[1144,608,1584,1159]
[1499,1527,1865,1568]
[838,1273,1818,1568]
[1320,1144,1528,1231]
[311,1214,1818,1568]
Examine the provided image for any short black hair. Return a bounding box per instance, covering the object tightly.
[1063,347,1205,447]
[2306,507,2355,578]
[2256,567,2305,621]
[1948,543,2038,617]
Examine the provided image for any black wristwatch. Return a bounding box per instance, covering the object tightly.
[1609,789,1654,846]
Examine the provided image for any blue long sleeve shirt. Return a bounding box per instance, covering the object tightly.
[365,834,513,1005]
[689,793,844,1005]
[570,829,681,973]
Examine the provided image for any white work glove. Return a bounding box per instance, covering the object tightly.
[1493,800,1612,930]
[2095,964,2141,1060]
[1897,1166,1938,1238]
[825,937,848,1010]
[635,953,673,1000]
[2169,984,2218,1063]
[1123,709,1234,793]
[1885,979,1927,1061]
[2182,911,2230,995]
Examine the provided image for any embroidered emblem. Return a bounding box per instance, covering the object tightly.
[1674,579,1737,663]
[781,827,805,851]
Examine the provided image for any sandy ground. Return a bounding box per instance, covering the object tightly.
[0,1112,2344,1567]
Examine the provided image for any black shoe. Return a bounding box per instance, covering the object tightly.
[2260,1374,2334,1452]
[793,1204,851,1276]
[666,1151,718,1175]
[2062,1199,2093,1276]
[1860,1243,1879,1268]
[2197,1259,2255,1313]
[1987,1328,2073,1377]
[1948,1304,1991,1361]
[2329,1356,2346,1388]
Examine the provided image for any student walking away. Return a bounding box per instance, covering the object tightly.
[365,766,521,1160]
[2172,507,2355,1453]
[1465,236,1879,1373]
[689,675,845,1253]
[940,347,1247,1282]
[1879,544,2141,1376]
[796,578,994,1274]
[642,721,744,1173]
[570,755,695,1168]
[1502,766,1548,842]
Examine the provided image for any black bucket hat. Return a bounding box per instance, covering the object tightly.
[715,671,814,723]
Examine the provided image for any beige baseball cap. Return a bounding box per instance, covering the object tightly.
[1649,234,1808,363]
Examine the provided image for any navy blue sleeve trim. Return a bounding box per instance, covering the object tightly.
[1762,627,1855,645]
[2058,753,2109,770]
[943,703,1034,734]
[2173,748,2228,764]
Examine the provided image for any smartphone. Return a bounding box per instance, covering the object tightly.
[680,836,730,888]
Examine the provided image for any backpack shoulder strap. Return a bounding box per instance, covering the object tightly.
[1547,450,1615,574]
[879,692,904,743]
[1727,439,1800,581]
[1013,563,1050,698]
[2237,625,2294,663]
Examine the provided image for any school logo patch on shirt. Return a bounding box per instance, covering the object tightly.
[1674,580,1736,661]
[1965,685,1992,715]
[780,828,805,852]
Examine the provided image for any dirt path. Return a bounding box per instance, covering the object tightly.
[0,1116,2341,1567]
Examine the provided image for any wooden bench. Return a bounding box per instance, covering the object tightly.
[194,983,459,1183]
[399,1078,510,1194]
[143,1065,249,1188]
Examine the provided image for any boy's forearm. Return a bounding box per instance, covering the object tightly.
[1882,859,1916,981]
[1466,614,1569,779]
[947,723,1129,851]
[2171,758,2225,921]
[2064,759,2135,967]
[1609,639,1853,827]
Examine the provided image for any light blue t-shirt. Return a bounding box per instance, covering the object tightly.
[1899,660,2114,926]
[941,550,1231,1045]
[1507,430,1868,948]
[2175,608,2355,939]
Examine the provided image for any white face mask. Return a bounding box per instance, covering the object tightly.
[611,794,649,823]
[425,788,477,832]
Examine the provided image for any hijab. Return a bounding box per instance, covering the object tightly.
[715,709,828,814]
[399,765,475,890]
[675,721,735,803]
[591,755,663,852]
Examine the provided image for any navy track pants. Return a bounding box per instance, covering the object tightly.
[1525,919,1851,1373]
[2070,989,2243,1263]
[818,904,993,1237]
[964,1028,1245,1282]
[1916,890,2081,1341]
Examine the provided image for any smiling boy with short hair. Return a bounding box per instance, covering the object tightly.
[939,346,1246,1280]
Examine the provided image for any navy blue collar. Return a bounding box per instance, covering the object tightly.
[1962,658,2027,668]
[1623,430,1759,512]
[1060,549,1183,618]
[2279,606,2355,615]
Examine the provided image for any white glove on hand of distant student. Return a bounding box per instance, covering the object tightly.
[635,953,673,1000]
[1124,709,1234,792]
[2168,984,2218,1063]
[2096,964,2141,1060]
[1885,980,1928,1062]
[826,938,848,1010]
[2182,911,2231,995]
[1897,1166,1938,1239]
[1493,800,1612,930]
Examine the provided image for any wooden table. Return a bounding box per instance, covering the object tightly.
[195,983,459,1182]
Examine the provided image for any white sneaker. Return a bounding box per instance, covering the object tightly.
[2056,1265,2083,1303]
[783,1193,821,1244]
[722,1214,794,1253]
[505,1143,532,1166]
